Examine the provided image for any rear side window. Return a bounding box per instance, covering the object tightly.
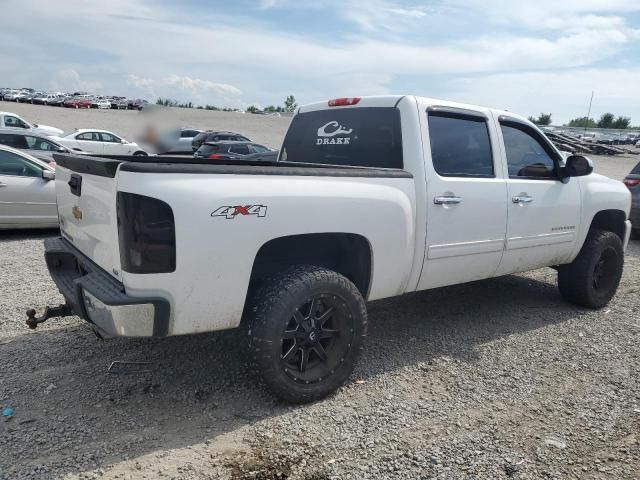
[427,112,494,178]
[0,133,28,149]
[197,144,220,155]
[280,107,403,169]
[229,144,251,155]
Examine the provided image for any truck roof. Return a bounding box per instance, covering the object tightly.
[298,95,529,125]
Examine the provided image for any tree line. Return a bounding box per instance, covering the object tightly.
[528,112,637,129]
[156,95,297,113]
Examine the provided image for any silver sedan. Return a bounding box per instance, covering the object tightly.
[0,145,57,229]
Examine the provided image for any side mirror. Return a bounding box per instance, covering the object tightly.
[563,155,593,178]
[42,169,55,180]
[57,147,67,153]
[121,139,128,144]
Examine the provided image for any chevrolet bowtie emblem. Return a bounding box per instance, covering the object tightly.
[72,206,83,220]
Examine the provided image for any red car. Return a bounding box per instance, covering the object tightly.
[63,97,92,109]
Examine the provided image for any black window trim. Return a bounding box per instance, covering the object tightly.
[499,116,562,181]
[427,109,496,179]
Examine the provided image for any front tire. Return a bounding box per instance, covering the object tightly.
[132,151,148,157]
[245,265,367,403]
[558,229,624,309]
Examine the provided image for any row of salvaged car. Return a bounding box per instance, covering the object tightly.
[577,132,640,146]
[0,88,149,110]
[0,109,276,159]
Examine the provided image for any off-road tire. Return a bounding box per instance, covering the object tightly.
[558,229,624,309]
[245,265,367,403]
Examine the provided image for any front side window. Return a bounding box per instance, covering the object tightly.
[0,150,42,177]
[4,116,28,129]
[25,136,57,151]
[428,112,494,177]
[280,107,403,168]
[501,124,558,179]
[100,132,121,143]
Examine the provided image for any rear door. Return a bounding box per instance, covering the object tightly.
[417,105,508,289]
[74,132,104,154]
[0,149,56,226]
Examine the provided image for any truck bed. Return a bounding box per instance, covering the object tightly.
[52,154,413,179]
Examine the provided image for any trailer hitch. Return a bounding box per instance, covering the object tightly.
[26,304,73,329]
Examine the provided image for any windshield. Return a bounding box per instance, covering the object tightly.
[280,107,403,169]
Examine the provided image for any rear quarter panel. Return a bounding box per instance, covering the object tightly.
[117,171,416,335]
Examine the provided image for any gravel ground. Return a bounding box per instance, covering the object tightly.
[1,103,639,479]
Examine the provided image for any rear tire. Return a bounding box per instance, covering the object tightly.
[245,265,367,403]
[558,229,624,309]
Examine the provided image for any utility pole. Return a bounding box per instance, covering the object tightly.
[584,91,594,133]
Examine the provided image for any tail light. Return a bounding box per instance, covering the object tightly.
[328,97,361,107]
[623,177,640,188]
[117,192,176,274]
[208,154,223,159]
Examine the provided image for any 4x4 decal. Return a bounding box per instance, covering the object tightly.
[211,205,268,219]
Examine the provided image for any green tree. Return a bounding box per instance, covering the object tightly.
[284,95,297,112]
[528,113,552,126]
[567,117,597,128]
[246,105,259,113]
[611,116,631,129]
[597,113,615,129]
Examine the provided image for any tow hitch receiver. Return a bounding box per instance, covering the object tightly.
[26,304,73,329]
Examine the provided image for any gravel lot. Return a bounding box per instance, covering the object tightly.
[1,102,639,479]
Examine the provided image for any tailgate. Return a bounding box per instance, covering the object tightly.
[54,154,121,278]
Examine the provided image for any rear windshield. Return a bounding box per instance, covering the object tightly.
[280,107,403,169]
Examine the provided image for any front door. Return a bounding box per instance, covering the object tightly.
[74,132,104,154]
[494,118,581,275]
[0,149,56,226]
[418,106,508,290]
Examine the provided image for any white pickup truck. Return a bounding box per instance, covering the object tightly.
[33,95,632,403]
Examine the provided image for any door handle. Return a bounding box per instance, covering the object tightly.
[512,194,534,204]
[434,195,463,205]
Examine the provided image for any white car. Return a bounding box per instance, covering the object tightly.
[0,111,63,137]
[96,99,112,109]
[51,129,149,156]
[36,95,631,403]
[0,144,57,229]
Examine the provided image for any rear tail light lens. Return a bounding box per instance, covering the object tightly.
[623,177,640,188]
[208,154,223,159]
[328,97,361,107]
[117,192,176,274]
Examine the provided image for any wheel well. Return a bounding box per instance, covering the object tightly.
[249,233,372,298]
[589,210,626,240]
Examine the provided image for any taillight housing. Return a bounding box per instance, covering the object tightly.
[117,192,176,274]
[208,154,223,159]
[623,177,640,188]
[328,97,361,107]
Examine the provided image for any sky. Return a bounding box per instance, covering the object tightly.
[1,0,639,124]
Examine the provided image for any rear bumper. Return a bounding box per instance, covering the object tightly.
[44,237,170,338]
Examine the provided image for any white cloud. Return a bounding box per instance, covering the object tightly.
[49,69,102,93]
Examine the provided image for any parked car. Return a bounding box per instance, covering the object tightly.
[0,144,57,229]
[49,95,66,107]
[95,99,112,109]
[155,128,202,154]
[2,90,20,101]
[63,97,92,109]
[623,162,640,239]
[596,135,614,145]
[51,129,149,156]
[0,128,86,163]
[14,91,32,103]
[0,111,63,136]
[127,98,148,110]
[194,141,275,160]
[191,130,250,152]
[34,95,632,403]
